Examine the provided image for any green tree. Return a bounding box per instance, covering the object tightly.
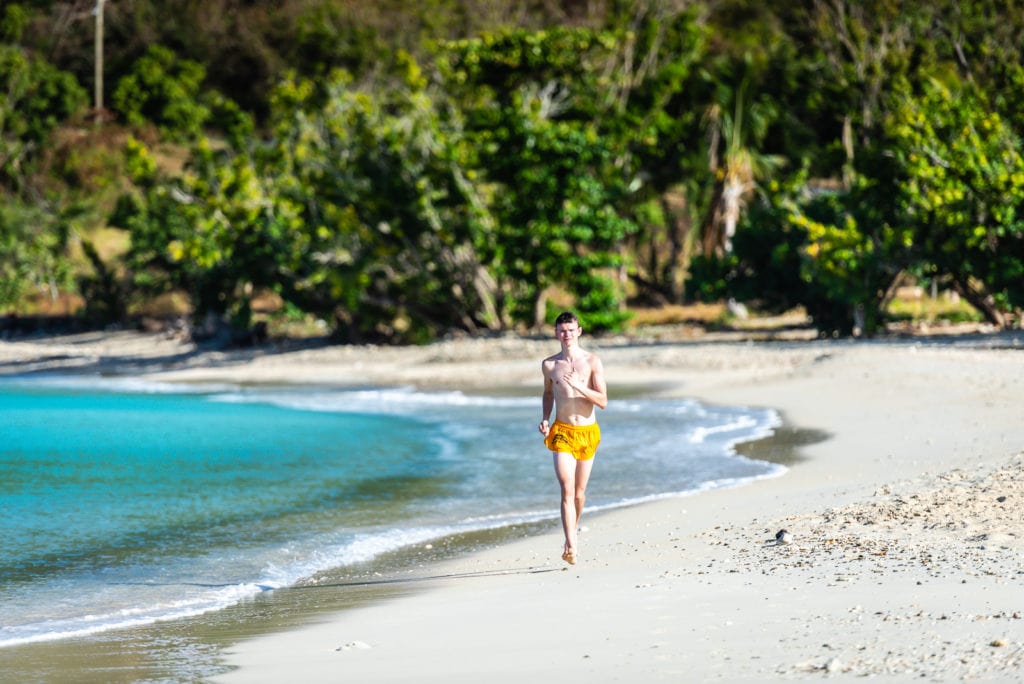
[600,2,707,305]
[0,43,86,315]
[440,28,637,330]
[0,201,76,312]
[698,57,787,257]
[114,132,302,340]
[887,79,1024,326]
[788,175,910,336]
[112,45,210,140]
[117,57,501,343]
[264,63,502,341]
[0,44,88,193]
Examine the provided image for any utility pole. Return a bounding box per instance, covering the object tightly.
[94,0,106,121]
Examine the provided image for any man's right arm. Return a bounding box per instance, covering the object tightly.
[540,362,554,435]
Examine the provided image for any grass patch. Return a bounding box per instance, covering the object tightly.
[886,293,983,325]
[627,303,727,327]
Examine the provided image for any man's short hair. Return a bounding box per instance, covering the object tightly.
[554,311,580,327]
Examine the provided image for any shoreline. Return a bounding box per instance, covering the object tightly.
[2,331,1023,681]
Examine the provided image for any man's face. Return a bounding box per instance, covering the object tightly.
[555,322,581,345]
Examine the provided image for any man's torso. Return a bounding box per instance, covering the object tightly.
[544,352,597,426]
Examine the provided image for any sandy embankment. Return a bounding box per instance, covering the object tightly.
[3,330,1023,680]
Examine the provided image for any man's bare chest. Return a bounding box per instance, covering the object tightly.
[550,357,591,383]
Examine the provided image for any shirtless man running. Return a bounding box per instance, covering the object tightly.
[538,311,608,565]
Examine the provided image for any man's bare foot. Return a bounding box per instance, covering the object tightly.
[561,549,577,565]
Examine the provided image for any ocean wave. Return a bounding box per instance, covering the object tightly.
[0,517,547,648]
[0,582,268,649]
[688,410,780,445]
[0,374,236,395]
[210,386,536,414]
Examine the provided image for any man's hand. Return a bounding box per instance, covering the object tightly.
[562,370,583,392]
[539,419,550,436]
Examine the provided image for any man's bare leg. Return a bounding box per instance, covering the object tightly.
[573,456,594,535]
[554,453,594,564]
[553,452,578,562]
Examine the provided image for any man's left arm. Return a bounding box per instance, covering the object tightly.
[588,356,608,409]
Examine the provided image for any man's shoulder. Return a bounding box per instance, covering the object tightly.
[542,351,563,365]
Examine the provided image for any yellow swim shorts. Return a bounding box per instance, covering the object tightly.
[544,421,601,461]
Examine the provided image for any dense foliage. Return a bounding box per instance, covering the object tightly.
[2,0,1023,340]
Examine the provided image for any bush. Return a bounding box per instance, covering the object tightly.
[112,45,210,140]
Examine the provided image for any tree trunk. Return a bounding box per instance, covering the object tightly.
[533,287,549,331]
[700,182,725,257]
[952,278,1007,328]
[660,190,690,304]
[842,114,855,190]
[471,264,502,331]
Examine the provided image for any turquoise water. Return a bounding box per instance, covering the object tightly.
[0,376,782,648]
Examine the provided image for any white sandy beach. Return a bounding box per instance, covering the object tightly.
[2,330,1023,680]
